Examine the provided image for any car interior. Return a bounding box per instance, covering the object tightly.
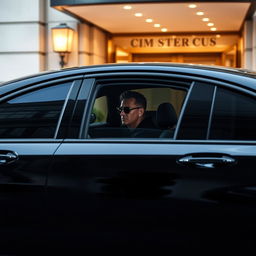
[87,77,188,139]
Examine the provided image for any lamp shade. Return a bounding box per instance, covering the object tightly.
[51,23,74,53]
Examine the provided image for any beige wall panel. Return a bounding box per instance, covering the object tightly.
[0,54,44,81]
[79,53,91,66]
[91,55,106,65]
[243,20,253,69]
[79,23,91,53]
[47,52,61,70]
[92,27,107,58]
[39,24,46,53]
[252,14,256,70]
[0,24,43,52]
[0,0,42,22]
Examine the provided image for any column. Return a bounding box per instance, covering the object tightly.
[243,20,253,70]
[0,0,46,81]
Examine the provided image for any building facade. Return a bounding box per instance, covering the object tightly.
[0,0,256,82]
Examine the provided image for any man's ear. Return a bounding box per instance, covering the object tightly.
[139,108,145,117]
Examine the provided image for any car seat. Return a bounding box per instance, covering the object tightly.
[156,102,177,138]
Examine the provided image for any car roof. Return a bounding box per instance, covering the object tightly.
[1,63,256,94]
[46,62,256,78]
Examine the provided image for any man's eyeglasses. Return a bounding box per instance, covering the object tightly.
[116,106,142,114]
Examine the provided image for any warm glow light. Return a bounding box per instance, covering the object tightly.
[207,23,214,26]
[116,49,129,57]
[134,13,143,17]
[146,18,153,23]
[123,5,132,10]
[154,24,161,28]
[196,11,204,16]
[188,4,197,8]
[216,34,221,38]
[51,23,74,53]
[211,27,217,31]
[161,28,167,32]
[202,18,209,22]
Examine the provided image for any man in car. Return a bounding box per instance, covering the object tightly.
[117,90,157,130]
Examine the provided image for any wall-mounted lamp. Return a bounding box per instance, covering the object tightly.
[51,23,74,68]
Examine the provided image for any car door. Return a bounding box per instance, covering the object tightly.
[0,77,82,252]
[48,73,256,252]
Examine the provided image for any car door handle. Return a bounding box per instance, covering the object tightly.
[0,151,19,165]
[177,155,236,169]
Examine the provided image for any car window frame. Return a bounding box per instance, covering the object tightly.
[79,72,193,140]
[0,76,84,141]
[63,71,256,144]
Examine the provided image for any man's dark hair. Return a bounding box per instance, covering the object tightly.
[120,90,147,109]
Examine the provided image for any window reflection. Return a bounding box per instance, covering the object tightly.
[0,83,72,139]
[210,87,256,140]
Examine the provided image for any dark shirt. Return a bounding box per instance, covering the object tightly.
[136,116,157,129]
[130,116,161,138]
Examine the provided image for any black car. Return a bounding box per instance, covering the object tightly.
[0,63,256,253]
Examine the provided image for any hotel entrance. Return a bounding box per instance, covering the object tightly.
[48,1,256,70]
[113,34,240,67]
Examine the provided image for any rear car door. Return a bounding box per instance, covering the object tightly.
[0,77,82,252]
[49,72,256,252]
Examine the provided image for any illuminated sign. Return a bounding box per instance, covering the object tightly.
[113,34,239,53]
[130,37,217,48]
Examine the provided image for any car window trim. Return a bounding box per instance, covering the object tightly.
[0,75,84,103]
[0,139,64,143]
[66,78,95,139]
[82,71,256,94]
[173,81,195,140]
[206,85,217,140]
[55,79,84,139]
[63,138,256,145]
[54,80,76,139]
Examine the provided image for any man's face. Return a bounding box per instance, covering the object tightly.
[120,98,144,128]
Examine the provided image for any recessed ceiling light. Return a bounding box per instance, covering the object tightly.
[146,18,153,23]
[196,11,204,16]
[207,23,214,26]
[123,5,132,10]
[154,24,161,28]
[202,18,209,22]
[188,4,197,8]
[161,28,168,32]
[134,13,143,17]
[211,27,217,31]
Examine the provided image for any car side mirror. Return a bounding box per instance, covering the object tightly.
[90,113,96,123]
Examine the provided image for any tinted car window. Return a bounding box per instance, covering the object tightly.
[177,82,214,140]
[0,82,72,138]
[210,87,256,140]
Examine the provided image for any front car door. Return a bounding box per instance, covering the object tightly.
[0,77,82,253]
[48,69,256,252]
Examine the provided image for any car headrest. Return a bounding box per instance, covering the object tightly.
[156,102,177,129]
